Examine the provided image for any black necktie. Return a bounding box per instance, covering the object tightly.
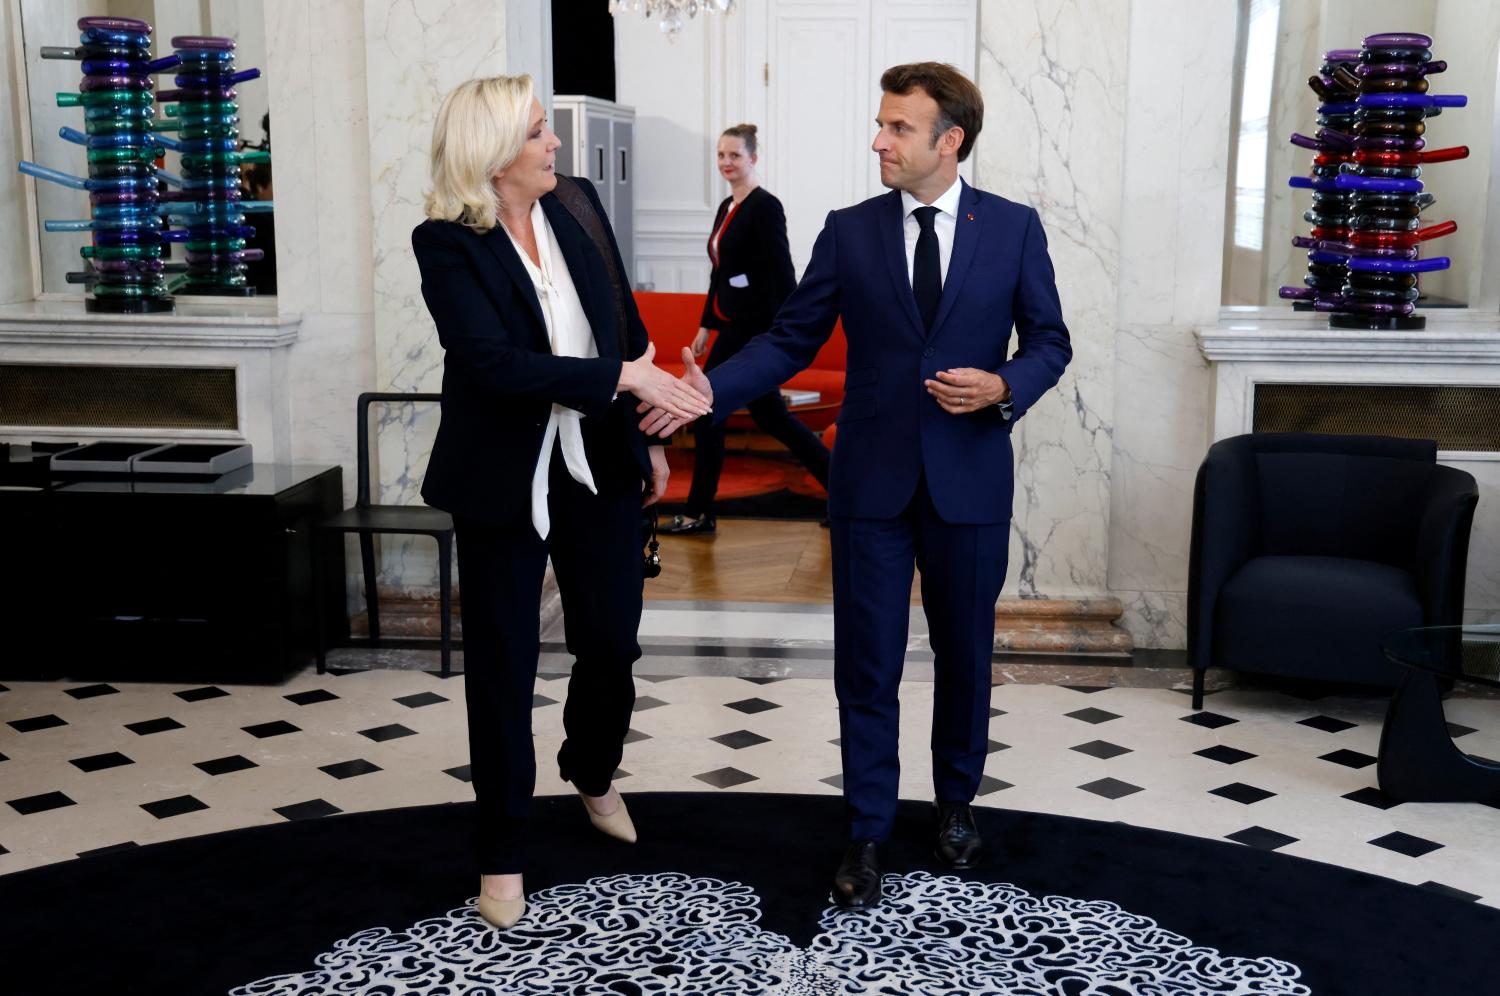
[912,205,941,332]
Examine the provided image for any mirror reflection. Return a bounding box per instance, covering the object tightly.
[1222,0,1497,310]
[20,0,274,302]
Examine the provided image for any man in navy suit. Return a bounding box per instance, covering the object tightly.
[642,62,1071,908]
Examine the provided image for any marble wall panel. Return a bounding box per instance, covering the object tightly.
[264,0,323,316]
[1106,0,1238,648]
[363,1,509,587]
[975,0,1127,598]
[288,311,379,500]
[366,0,507,468]
[309,0,376,318]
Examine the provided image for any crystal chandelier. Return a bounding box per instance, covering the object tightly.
[609,0,736,42]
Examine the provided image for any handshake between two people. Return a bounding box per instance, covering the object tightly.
[623,341,1012,438]
[629,346,714,438]
[617,342,714,434]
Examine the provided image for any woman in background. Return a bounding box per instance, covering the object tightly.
[664,124,830,535]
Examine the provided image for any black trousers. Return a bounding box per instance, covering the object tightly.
[686,330,831,517]
[452,451,643,873]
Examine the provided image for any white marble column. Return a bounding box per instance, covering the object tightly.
[0,0,35,304]
[974,0,1126,599]
[262,0,378,482]
[1106,0,1237,647]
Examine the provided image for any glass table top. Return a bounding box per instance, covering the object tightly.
[1381,625,1500,689]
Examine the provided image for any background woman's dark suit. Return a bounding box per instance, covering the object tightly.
[687,188,829,516]
[412,177,651,872]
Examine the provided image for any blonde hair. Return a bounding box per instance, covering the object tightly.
[424,74,534,233]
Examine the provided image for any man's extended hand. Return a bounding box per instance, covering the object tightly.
[923,368,1009,415]
[637,347,714,437]
[619,342,712,422]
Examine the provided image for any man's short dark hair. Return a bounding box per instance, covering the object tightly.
[879,62,984,163]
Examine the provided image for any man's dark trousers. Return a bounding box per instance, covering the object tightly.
[831,475,1008,841]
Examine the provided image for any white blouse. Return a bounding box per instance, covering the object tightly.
[502,200,599,540]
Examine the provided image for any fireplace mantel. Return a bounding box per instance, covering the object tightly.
[0,299,300,348]
[0,299,302,464]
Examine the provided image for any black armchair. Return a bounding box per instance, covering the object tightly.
[315,393,455,676]
[1187,432,1478,709]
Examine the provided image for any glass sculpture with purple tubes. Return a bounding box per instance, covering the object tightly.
[156,35,268,296]
[1280,47,1362,312]
[1287,33,1468,330]
[17,16,181,312]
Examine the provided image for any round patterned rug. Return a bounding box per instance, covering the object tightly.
[2,793,1493,994]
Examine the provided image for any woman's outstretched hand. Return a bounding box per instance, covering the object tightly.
[618,342,712,423]
[637,348,713,437]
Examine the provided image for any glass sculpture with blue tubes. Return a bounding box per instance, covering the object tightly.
[20,16,179,312]
[158,35,269,296]
[16,19,272,311]
[1282,32,1468,330]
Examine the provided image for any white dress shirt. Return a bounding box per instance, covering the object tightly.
[503,199,599,540]
[900,176,963,288]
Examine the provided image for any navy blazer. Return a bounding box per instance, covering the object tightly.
[709,179,1072,524]
[412,177,652,528]
[700,187,797,335]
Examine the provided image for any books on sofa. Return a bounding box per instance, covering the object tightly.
[780,388,821,406]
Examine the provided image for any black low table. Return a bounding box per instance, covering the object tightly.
[1378,624,1500,802]
[0,462,345,681]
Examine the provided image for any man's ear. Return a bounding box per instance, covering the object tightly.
[942,126,965,158]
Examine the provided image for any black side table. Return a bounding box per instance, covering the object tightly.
[1378,625,1500,802]
[0,463,345,682]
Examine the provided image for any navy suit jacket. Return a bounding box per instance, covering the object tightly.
[412,178,652,528]
[710,180,1072,525]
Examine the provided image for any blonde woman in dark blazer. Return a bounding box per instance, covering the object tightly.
[412,74,710,929]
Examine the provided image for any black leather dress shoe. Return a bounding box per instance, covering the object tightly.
[831,839,882,909]
[934,802,982,869]
[663,513,716,535]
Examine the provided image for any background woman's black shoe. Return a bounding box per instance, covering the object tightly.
[663,513,716,535]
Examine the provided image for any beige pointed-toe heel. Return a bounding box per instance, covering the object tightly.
[476,893,526,929]
[579,789,637,844]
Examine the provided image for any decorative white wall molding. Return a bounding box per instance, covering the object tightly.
[1198,317,1500,364]
[0,300,300,349]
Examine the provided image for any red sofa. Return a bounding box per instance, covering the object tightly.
[633,291,846,431]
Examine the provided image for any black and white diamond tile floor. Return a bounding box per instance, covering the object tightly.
[4,635,1500,906]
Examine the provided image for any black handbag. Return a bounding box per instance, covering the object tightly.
[642,507,661,579]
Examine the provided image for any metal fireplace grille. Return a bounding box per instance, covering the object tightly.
[1253,384,1500,452]
[0,364,238,430]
